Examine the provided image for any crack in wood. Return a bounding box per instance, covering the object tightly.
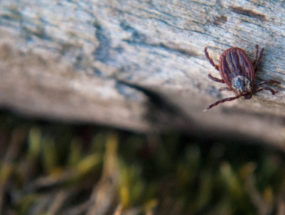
[116,80,191,126]
[213,15,228,25]
[230,6,266,21]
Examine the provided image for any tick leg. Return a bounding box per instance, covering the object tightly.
[253,44,259,65]
[253,45,264,71]
[219,87,231,91]
[208,74,225,83]
[256,79,281,86]
[204,47,219,71]
[256,87,278,95]
[205,95,242,111]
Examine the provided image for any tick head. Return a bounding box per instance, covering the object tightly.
[243,93,252,99]
[232,76,252,95]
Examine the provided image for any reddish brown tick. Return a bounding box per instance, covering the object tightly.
[204,45,280,110]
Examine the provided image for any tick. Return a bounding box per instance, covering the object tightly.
[204,45,280,110]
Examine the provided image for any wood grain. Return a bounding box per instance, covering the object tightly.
[0,0,284,148]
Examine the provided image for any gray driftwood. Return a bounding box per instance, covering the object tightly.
[0,1,285,148]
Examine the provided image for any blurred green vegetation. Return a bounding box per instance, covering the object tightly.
[0,111,284,215]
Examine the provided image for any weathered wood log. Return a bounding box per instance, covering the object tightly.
[0,1,285,148]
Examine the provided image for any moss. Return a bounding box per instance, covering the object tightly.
[0,111,284,214]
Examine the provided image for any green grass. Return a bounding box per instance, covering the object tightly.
[0,111,284,215]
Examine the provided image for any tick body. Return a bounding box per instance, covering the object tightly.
[204,45,280,110]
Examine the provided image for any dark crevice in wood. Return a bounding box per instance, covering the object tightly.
[230,6,266,21]
[213,15,228,25]
[116,80,192,128]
